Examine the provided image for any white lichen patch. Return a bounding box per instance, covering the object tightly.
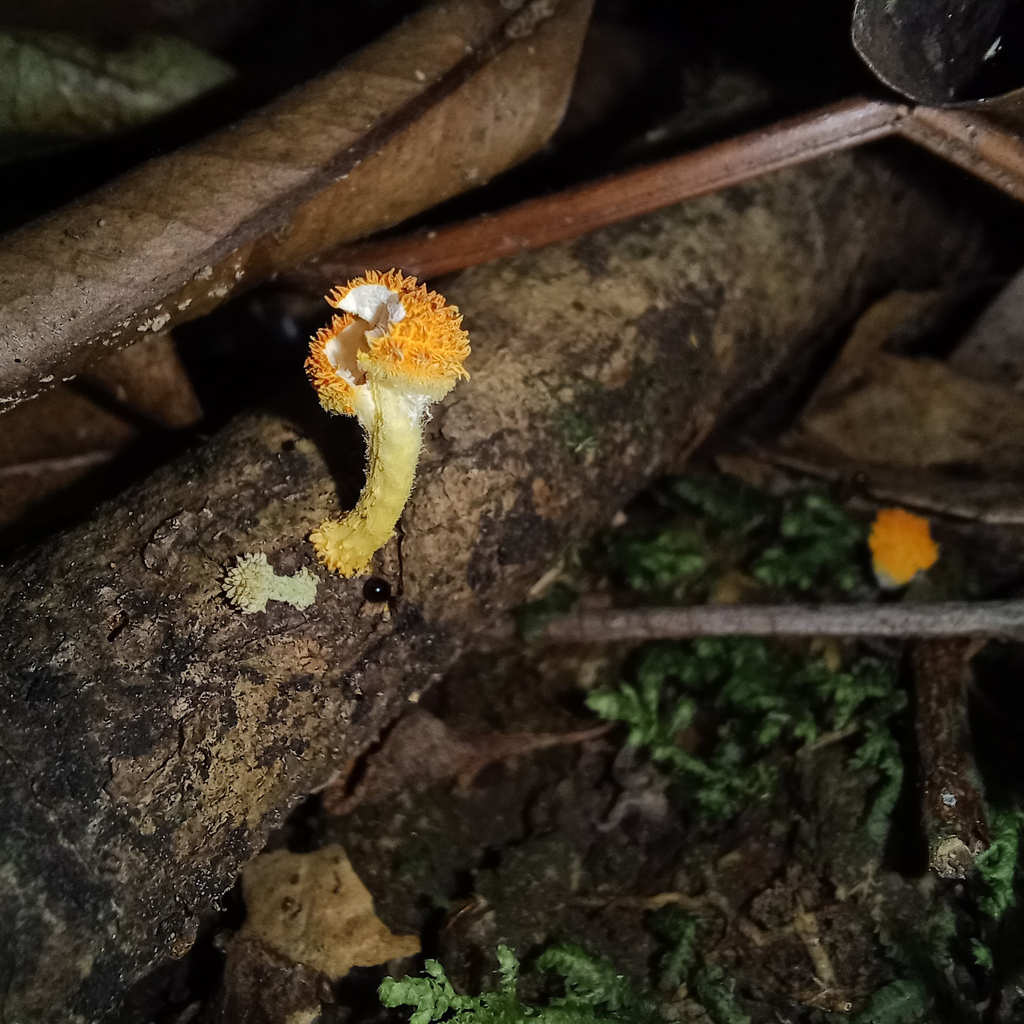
[136,312,170,333]
[223,553,318,614]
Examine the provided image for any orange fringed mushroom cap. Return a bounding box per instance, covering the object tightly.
[868,507,939,588]
[306,312,360,415]
[305,269,470,414]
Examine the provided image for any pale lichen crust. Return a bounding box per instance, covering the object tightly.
[223,553,319,614]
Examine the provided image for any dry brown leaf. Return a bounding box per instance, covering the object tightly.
[798,357,1024,473]
[80,331,202,429]
[0,0,593,408]
[239,846,420,977]
[948,267,1024,388]
[0,332,200,533]
[782,291,1024,476]
[322,708,611,816]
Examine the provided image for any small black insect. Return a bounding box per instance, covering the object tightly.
[362,576,392,603]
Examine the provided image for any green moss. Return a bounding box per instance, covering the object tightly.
[975,805,1024,918]
[586,474,904,825]
[553,405,600,458]
[380,943,665,1024]
[691,968,750,1024]
[587,638,903,823]
[648,909,749,1024]
[848,720,905,844]
[605,526,709,595]
[649,907,700,989]
[751,491,866,593]
[850,980,930,1024]
[665,475,768,536]
[603,475,869,602]
[971,939,993,969]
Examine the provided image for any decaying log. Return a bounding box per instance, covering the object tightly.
[0,154,980,1021]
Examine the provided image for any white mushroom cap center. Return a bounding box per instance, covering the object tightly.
[338,285,406,338]
[324,285,407,386]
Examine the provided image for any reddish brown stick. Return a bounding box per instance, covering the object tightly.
[307,98,904,281]
[899,107,1024,204]
[302,98,1024,287]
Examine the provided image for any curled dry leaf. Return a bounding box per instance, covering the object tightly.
[0,0,594,408]
[0,332,201,536]
[781,290,1024,477]
[239,846,420,977]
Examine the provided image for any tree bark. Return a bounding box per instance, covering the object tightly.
[0,154,981,1021]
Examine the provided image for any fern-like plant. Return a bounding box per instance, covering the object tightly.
[380,944,665,1024]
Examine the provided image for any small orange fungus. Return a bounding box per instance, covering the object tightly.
[868,507,939,589]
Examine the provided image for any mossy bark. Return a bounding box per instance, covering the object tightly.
[0,154,981,1022]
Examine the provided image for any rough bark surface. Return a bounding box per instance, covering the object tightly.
[0,155,980,1022]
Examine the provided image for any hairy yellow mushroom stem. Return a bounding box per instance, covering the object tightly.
[310,384,426,576]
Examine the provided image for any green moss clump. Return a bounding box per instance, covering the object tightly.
[603,475,870,602]
[606,526,709,594]
[751,491,865,593]
[586,474,902,825]
[380,943,665,1024]
[649,909,750,1024]
[850,979,930,1024]
[975,806,1024,919]
[587,638,903,823]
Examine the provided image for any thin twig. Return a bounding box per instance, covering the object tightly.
[542,600,1024,644]
[792,903,837,988]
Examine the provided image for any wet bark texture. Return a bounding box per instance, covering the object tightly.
[0,154,980,1022]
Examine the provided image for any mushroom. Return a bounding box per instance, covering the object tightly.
[305,269,470,576]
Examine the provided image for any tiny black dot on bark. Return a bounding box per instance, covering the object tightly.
[362,577,391,603]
